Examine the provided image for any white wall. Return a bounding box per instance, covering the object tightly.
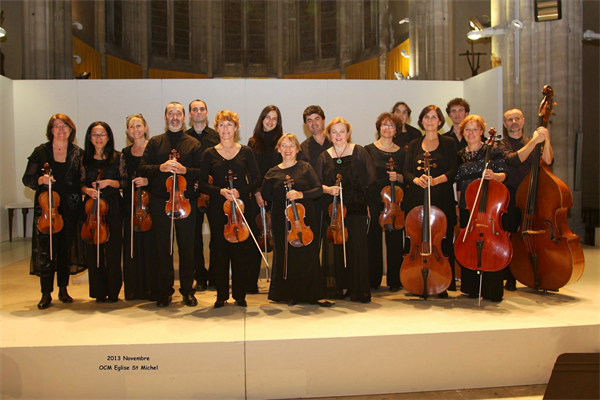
[0,76,17,242]
[4,69,502,241]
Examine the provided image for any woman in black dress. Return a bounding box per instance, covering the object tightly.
[122,114,159,301]
[246,105,283,293]
[402,105,458,297]
[198,110,261,308]
[316,117,377,303]
[455,115,508,302]
[22,114,86,309]
[365,113,406,292]
[391,101,422,150]
[80,121,127,303]
[261,133,331,306]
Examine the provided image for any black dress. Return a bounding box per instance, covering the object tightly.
[81,151,127,301]
[122,146,159,301]
[403,135,458,291]
[261,161,325,303]
[22,142,86,294]
[198,145,261,303]
[455,143,509,301]
[364,143,406,290]
[316,145,377,302]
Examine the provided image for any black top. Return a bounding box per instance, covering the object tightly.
[261,161,323,204]
[299,136,332,167]
[497,135,538,188]
[198,145,262,205]
[364,143,406,206]
[248,130,282,182]
[393,124,422,151]
[185,126,219,156]
[81,151,128,219]
[445,127,468,152]
[455,143,508,210]
[403,134,458,225]
[121,146,150,212]
[138,130,203,200]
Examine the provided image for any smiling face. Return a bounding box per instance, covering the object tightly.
[216,119,237,142]
[278,138,299,162]
[329,123,350,146]
[305,113,325,136]
[127,118,147,141]
[463,121,484,146]
[262,110,278,132]
[90,125,109,152]
[52,118,72,142]
[393,105,410,125]
[379,119,397,140]
[165,103,185,131]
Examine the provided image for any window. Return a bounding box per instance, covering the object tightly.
[222,0,266,67]
[151,0,191,61]
[298,0,338,63]
[106,0,123,48]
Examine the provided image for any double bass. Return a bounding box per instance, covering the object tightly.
[379,158,405,231]
[37,163,64,260]
[510,85,585,291]
[455,128,512,274]
[401,152,452,299]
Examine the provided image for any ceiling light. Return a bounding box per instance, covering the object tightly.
[398,18,409,25]
[583,30,600,41]
[400,49,410,58]
[0,27,6,38]
[72,21,83,30]
[73,55,82,64]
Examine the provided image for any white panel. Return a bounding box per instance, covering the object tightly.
[463,67,504,138]
[0,75,16,241]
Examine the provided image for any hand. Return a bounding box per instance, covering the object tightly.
[532,127,549,145]
[414,175,430,189]
[94,179,112,190]
[327,185,341,196]
[160,160,186,175]
[286,190,303,201]
[133,177,148,187]
[220,188,239,202]
[254,191,266,208]
[387,171,398,182]
[38,175,55,186]
[482,168,494,180]
[86,187,99,199]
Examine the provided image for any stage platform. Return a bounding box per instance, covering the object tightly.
[0,241,598,400]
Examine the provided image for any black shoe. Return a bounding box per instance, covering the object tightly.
[38,293,52,309]
[157,295,172,307]
[194,282,207,292]
[208,281,215,288]
[96,297,107,303]
[317,300,334,307]
[287,299,298,306]
[438,291,449,299]
[58,287,73,303]
[246,289,259,294]
[236,300,247,307]
[107,297,119,303]
[359,298,371,304]
[214,300,225,308]
[505,281,517,291]
[183,294,198,307]
[389,286,401,293]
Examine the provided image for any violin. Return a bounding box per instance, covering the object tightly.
[379,158,405,231]
[284,175,313,247]
[223,170,250,243]
[510,85,585,291]
[326,174,348,244]
[256,205,273,252]
[81,169,110,247]
[37,163,64,260]
[165,150,191,220]
[455,128,512,275]
[401,152,452,299]
[132,174,152,233]
[197,175,213,213]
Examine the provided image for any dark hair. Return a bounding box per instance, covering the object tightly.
[46,114,77,142]
[302,105,325,123]
[391,101,412,116]
[445,98,470,115]
[418,105,445,131]
[164,101,185,116]
[84,121,117,166]
[249,105,283,154]
[375,113,403,139]
[188,99,207,112]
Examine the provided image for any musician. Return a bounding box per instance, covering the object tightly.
[246,105,283,294]
[316,117,377,303]
[365,113,406,292]
[391,102,423,150]
[497,108,554,291]
[299,105,331,167]
[185,99,220,292]
[80,121,127,303]
[122,114,159,301]
[455,115,508,302]
[198,110,261,308]
[403,105,458,298]
[138,102,202,307]
[444,98,470,151]
[261,133,331,306]
[22,114,86,309]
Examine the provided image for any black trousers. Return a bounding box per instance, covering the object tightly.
[150,199,196,297]
[40,229,70,294]
[86,214,123,300]
[193,210,214,285]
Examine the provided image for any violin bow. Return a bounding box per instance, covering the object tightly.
[338,177,347,269]
[44,165,54,261]
[231,197,270,269]
[96,170,102,267]
[131,173,135,258]
[260,205,270,281]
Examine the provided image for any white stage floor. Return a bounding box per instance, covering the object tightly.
[1,241,598,400]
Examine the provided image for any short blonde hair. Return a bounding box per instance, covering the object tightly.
[276,133,301,151]
[125,114,149,143]
[325,117,352,143]
[214,110,240,131]
[459,114,486,135]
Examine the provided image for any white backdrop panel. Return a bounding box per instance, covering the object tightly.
[0,76,17,242]
[463,67,504,139]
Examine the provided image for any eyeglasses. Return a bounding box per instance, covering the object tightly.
[126,113,143,120]
[382,124,396,129]
[52,125,69,130]
[91,133,107,138]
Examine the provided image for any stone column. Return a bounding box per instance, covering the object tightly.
[379,0,390,80]
[123,1,149,78]
[22,0,73,79]
[492,0,584,234]
[94,0,106,79]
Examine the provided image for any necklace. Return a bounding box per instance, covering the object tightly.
[464,144,484,161]
[333,143,348,164]
[377,139,394,150]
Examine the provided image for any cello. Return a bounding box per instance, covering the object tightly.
[379,158,405,231]
[401,152,452,299]
[37,163,64,260]
[454,129,512,299]
[165,149,191,254]
[510,85,585,291]
[223,170,250,243]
